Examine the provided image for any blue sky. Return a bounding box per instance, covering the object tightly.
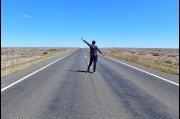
[2,0,179,48]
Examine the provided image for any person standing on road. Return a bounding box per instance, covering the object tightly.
[81,37,105,73]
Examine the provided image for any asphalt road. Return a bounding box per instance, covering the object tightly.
[1,48,179,119]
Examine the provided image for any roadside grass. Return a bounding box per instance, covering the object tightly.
[104,52,179,76]
[1,49,75,78]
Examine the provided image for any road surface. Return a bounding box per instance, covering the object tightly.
[1,48,179,119]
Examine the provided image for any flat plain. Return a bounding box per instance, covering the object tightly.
[102,48,179,75]
[1,47,76,77]
[1,48,179,77]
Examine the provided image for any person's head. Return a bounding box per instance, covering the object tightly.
[92,40,96,44]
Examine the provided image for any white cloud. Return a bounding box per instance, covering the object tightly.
[22,15,30,18]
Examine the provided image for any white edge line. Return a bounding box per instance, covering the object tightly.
[105,56,179,86]
[1,50,77,92]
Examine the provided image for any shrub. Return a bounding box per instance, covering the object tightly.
[151,52,160,56]
[43,52,48,55]
[164,60,172,64]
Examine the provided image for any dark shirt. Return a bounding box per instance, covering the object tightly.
[82,39,104,56]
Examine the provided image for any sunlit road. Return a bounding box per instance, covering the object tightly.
[1,49,179,119]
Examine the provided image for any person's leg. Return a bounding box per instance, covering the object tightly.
[93,56,98,72]
[87,56,93,72]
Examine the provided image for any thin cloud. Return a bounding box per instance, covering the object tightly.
[22,15,30,18]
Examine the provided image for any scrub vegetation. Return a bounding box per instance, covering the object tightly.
[1,48,77,77]
[102,48,179,75]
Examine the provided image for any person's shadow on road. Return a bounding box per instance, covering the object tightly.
[66,70,93,73]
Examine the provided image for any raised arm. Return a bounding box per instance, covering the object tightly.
[81,37,90,47]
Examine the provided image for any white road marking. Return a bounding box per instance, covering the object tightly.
[105,56,179,86]
[1,50,77,92]
[82,49,86,58]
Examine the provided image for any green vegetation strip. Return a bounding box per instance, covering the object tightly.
[1,49,75,78]
[105,53,179,76]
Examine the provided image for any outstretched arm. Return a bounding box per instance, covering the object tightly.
[81,37,90,47]
[97,47,105,56]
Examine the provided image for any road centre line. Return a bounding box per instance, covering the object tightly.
[1,50,77,92]
[82,49,87,58]
[105,56,179,86]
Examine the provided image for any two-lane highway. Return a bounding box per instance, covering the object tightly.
[1,48,179,119]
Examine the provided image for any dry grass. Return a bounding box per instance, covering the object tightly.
[102,48,179,75]
[1,48,76,77]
